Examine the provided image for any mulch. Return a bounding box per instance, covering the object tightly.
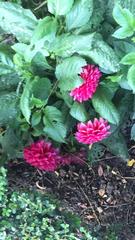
[7,147,135,240]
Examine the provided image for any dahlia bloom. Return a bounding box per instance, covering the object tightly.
[70,64,102,102]
[75,118,110,145]
[23,140,62,171]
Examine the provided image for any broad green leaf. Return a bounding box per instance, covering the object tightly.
[0,44,15,75]
[47,0,74,15]
[13,41,49,63]
[92,86,120,125]
[113,4,135,27]
[70,102,88,122]
[0,44,14,67]
[113,26,134,39]
[0,2,37,43]
[32,77,52,101]
[116,91,133,124]
[106,0,135,23]
[43,106,66,142]
[66,0,93,30]
[74,0,105,34]
[56,56,86,91]
[79,36,120,73]
[106,74,122,83]
[32,53,53,74]
[61,91,73,108]
[31,16,58,43]
[1,128,20,158]
[20,80,33,123]
[127,64,135,92]
[131,123,135,140]
[30,97,44,108]
[0,64,14,75]
[31,111,41,127]
[50,33,95,58]
[121,52,135,65]
[103,131,129,160]
[101,81,119,99]
[0,73,20,91]
[0,92,18,126]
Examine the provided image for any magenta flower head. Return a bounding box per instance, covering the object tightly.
[23,140,62,171]
[75,118,110,145]
[70,64,102,103]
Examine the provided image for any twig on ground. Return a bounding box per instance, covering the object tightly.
[75,181,101,225]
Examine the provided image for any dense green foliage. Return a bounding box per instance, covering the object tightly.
[0,167,96,240]
[0,0,135,163]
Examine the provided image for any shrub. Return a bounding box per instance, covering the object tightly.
[0,167,96,240]
[0,0,135,165]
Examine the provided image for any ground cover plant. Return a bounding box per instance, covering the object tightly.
[0,167,95,240]
[0,0,135,239]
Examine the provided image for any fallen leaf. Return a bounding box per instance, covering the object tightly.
[97,207,103,213]
[98,189,105,197]
[127,159,135,167]
[98,165,104,177]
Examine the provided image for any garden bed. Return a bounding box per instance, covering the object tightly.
[8,149,135,240]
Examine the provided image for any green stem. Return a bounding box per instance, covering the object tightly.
[34,0,47,11]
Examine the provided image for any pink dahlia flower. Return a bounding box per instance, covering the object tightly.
[23,140,62,171]
[75,118,110,145]
[70,64,102,102]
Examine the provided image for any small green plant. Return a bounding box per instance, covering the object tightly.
[0,167,96,240]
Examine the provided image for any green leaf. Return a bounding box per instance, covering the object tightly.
[20,80,33,123]
[61,91,73,108]
[113,3,135,27]
[31,16,58,43]
[116,91,133,124]
[66,0,93,30]
[131,123,135,140]
[70,102,88,122]
[113,26,134,39]
[74,0,105,34]
[121,52,135,65]
[56,56,86,91]
[47,0,74,15]
[32,77,52,101]
[88,143,105,162]
[32,53,53,74]
[101,80,119,99]
[79,35,120,73]
[0,2,37,43]
[106,74,122,83]
[30,97,44,108]
[127,65,135,93]
[13,41,49,63]
[1,128,20,158]
[0,73,20,91]
[0,64,14,75]
[92,86,120,125]
[0,92,18,126]
[0,44,15,75]
[31,111,41,127]
[103,131,129,160]
[43,106,66,142]
[50,33,95,58]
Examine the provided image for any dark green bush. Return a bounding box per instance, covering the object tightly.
[0,167,96,240]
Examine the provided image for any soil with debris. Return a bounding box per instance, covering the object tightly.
[7,147,135,240]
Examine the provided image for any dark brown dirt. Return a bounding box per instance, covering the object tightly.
[7,147,135,240]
